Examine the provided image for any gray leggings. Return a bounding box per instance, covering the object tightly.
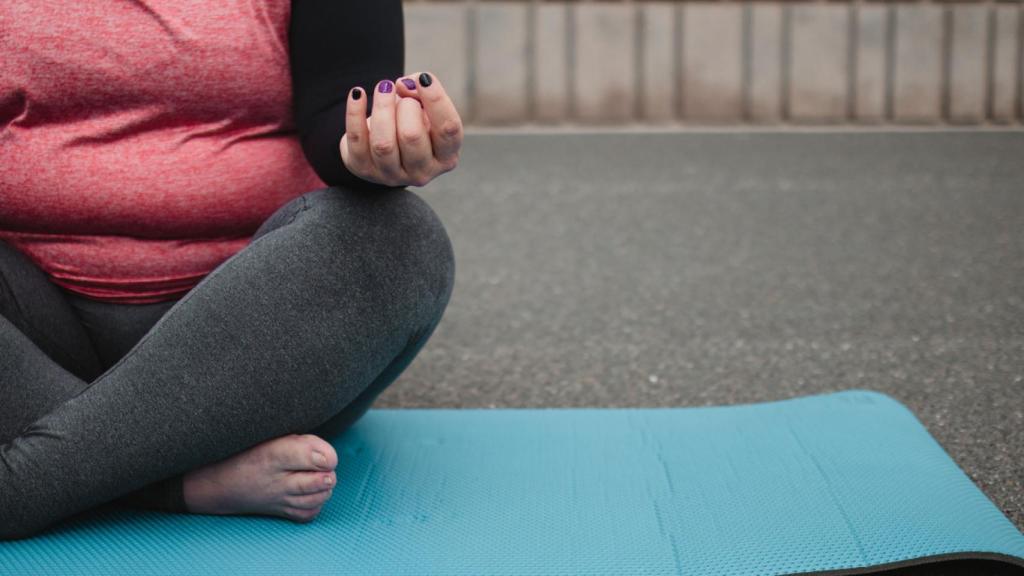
[0,186,455,540]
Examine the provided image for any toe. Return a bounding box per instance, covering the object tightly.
[284,506,322,523]
[301,435,339,471]
[287,488,334,510]
[267,436,310,471]
[287,470,336,495]
[267,435,330,471]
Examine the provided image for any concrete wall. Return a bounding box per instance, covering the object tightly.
[402,1,1023,126]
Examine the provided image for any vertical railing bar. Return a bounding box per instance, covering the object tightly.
[848,1,860,123]
[1016,1,1024,123]
[677,2,686,122]
[526,0,538,123]
[566,1,576,123]
[985,0,997,122]
[781,1,792,122]
[884,3,896,121]
[940,2,953,123]
[634,1,645,123]
[741,1,754,122]
[466,0,478,124]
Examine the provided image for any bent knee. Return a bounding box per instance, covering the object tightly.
[299,186,455,309]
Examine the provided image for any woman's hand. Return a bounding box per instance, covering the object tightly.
[340,72,463,188]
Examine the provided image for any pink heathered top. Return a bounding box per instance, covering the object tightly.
[0,0,326,303]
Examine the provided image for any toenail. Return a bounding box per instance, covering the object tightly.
[324,475,333,487]
[313,451,327,467]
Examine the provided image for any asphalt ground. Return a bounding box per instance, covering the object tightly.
[375,130,1024,532]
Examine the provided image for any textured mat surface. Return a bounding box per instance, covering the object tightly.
[1,390,1022,575]
[405,131,1024,530]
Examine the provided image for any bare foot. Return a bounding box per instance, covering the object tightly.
[183,433,339,523]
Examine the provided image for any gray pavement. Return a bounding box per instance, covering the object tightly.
[378,130,1024,531]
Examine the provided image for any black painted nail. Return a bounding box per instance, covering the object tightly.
[418,72,432,88]
[401,78,416,90]
[351,87,362,101]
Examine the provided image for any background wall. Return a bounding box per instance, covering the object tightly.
[402,0,1024,126]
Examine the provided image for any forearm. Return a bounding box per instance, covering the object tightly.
[289,0,405,191]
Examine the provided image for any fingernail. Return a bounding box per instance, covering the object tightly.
[401,78,416,91]
[351,87,362,101]
[313,451,327,467]
[378,79,393,94]
[324,475,333,487]
[418,72,432,88]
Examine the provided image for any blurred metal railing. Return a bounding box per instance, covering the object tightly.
[401,0,1023,125]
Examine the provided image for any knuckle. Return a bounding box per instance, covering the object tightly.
[371,140,395,156]
[398,128,424,146]
[425,90,446,105]
[441,154,459,172]
[440,119,462,139]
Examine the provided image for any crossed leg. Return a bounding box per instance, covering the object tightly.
[0,185,455,539]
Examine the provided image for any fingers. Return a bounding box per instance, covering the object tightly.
[368,79,403,183]
[342,86,372,179]
[396,97,433,186]
[343,74,461,188]
[395,76,420,98]
[408,72,462,168]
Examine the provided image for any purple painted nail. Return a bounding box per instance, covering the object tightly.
[378,80,393,94]
[401,78,416,91]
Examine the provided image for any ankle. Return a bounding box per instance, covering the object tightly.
[182,469,222,514]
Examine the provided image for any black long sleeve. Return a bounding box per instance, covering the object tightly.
[289,0,405,191]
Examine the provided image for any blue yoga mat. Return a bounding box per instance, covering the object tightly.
[1,390,1022,575]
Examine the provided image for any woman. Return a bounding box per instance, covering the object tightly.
[0,0,461,539]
